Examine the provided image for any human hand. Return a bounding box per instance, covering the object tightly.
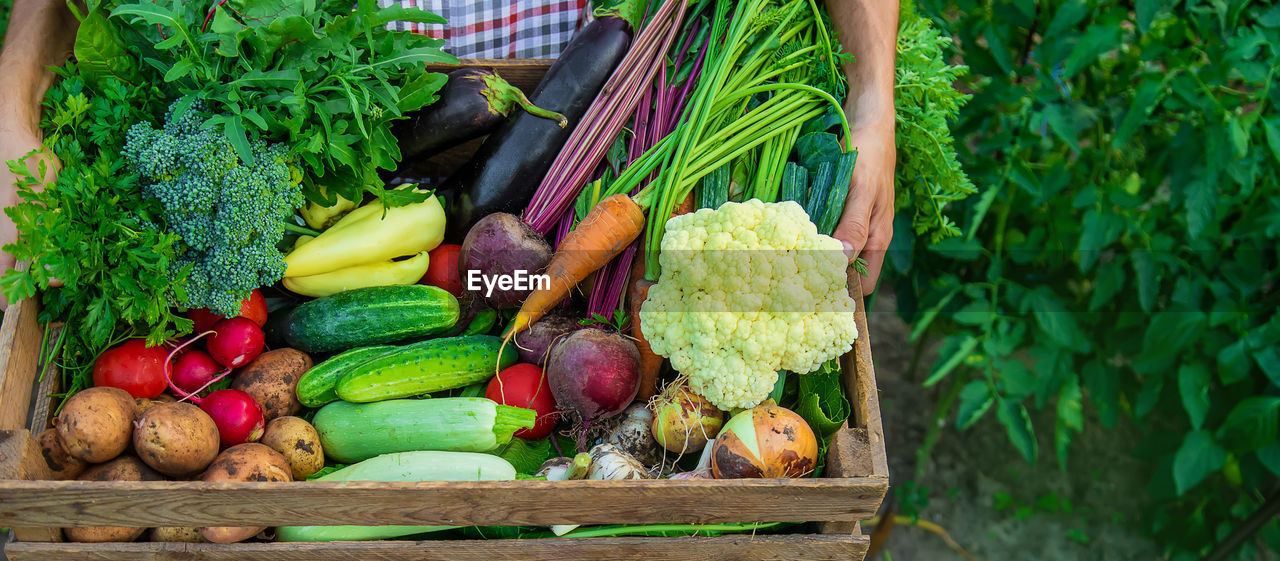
[0,122,60,309]
[832,116,896,296]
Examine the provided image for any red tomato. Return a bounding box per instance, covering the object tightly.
[239,289,268,326]
[186,289,268,332]
[486,363,559,439]
[420,244,464,297]
[92,339,170,398]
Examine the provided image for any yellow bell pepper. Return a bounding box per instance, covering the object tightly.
[284,190,445,278]
[282,252,431,297]
[300,187,359,230]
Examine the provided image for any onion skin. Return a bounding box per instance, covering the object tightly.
[651,382,723,454]
[710,403,817,479]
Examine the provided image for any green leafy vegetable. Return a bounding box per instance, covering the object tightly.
[109,0,457,206]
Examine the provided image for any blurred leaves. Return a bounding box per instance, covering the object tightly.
[902,0,1280,555]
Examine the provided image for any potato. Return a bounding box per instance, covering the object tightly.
[200,443,292,543]
[231,348,312,420]
[134,402,220,477]
[65,456,163,543]
[36,427,86,479]
[56,386,139,463]
[150,526,206,543]
[260,416,324,479]
[136,393,176,414]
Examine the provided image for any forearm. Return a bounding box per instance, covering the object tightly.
[828,0,898,131]
[0,0,79,133]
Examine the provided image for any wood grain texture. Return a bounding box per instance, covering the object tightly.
[0,477,887,528]
[843,271,890,478]
[4,534,868,561]
[0,294,41,431]
[0,429,62,542]
[26,326,60,435]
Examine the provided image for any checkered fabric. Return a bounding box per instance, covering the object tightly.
[381,0,592,59]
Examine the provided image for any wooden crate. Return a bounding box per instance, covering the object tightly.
[0,60,889,561]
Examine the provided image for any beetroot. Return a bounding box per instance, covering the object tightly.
[458,213,552,309]
[514,312,585,365]
[208,317,264,369]
[171,350,222,396]
[200,389,266,448]
[546,329,641,448]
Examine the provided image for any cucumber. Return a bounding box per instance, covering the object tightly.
[313,397,536,463]
[335,335,517,403]
[276,451,515,542]
[295,345,396,408]
[463,308,500,335]
[284,285,460,353]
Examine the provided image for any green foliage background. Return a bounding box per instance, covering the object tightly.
[894,0,1280,558]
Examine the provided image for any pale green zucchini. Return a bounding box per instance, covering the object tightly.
[313,397,535,463]
[276,451,516,542]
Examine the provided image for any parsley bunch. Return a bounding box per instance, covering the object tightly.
[1,68,188,391]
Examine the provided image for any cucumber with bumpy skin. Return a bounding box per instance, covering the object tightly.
[334,335,516,403]
[313,397,535,463]
[295,345,396,407]
[284,285,460,353]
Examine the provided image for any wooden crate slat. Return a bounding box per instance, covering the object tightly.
[0,477,887,528]
[5,534,868,561]
[0,292,43,431]
[0,429,62,541]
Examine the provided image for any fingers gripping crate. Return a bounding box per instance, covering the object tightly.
[0,61,889,561]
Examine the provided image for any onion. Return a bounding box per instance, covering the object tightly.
[710,402,817,479]
[650,381,723,455]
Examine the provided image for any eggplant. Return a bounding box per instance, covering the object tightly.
[393,68,567,163]
[439,16,634,239]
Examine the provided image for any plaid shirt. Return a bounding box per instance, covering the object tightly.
[381,0,592,59]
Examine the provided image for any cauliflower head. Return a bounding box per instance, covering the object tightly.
[639,199,859,410]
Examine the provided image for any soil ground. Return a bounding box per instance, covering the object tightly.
[864,288,1162,561]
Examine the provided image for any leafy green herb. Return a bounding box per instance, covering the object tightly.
[1,67,187,392]
[893,2,975,242]
[109,0,458,207]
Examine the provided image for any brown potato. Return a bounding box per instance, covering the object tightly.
[150,526,206,543]
[200,443,292,543]
[36,427,85,479]
[134,402,220,477]
[231,348,312,420]
[136,393,176,414]
[65,456,163,543]
[56,386,138,463]
[260,416,325,479]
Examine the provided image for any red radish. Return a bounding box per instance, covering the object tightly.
[545,329,641,449]
[486,364,559,439]
[186,289,269,332]
[207,317,264,369]
[421,244,464,297]
[171,350,222,397]
[93,339,169,398]
[200,389,266,448]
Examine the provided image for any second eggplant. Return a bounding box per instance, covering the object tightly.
[393,68,567,163]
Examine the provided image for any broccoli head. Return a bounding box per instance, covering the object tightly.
[124,99,303,315]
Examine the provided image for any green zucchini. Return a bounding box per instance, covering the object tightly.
[335,335,516,403]
[284,285,460,353]
[295,345,396,408]
[313,397,535,463]
[276,451,515,542]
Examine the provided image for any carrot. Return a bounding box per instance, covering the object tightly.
[629,257,662,399]
[505,194,646,340]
